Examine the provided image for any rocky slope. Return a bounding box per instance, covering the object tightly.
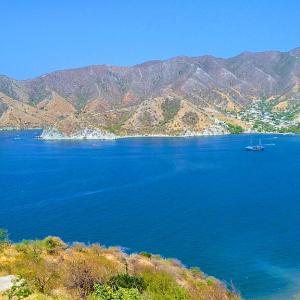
[1,48,300,137]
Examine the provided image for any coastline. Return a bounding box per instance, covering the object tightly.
[40,129,230,140]
[0,127,296,140]
[37,126,231,140]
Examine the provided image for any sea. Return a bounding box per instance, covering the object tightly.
[1,130,300,299]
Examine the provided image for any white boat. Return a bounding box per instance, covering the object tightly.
[245,138,264,151]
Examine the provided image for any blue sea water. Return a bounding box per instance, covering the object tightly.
[1,130,300,299]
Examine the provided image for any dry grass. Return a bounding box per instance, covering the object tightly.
[0,237,241,300]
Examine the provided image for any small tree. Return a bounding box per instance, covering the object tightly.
[5,277,32,300]
[64,249,120,299]
[15,246,59,294]
[43,236,67,254]
[65,257,106,299]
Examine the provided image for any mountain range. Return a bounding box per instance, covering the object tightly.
[1,47,300,137]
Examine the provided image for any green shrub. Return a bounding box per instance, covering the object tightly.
[43,236,67,254]
[5,277,32,300]
[139,252,152,259]
[90,284,146,300]
[108,274,147,293]
[206,276,217,286]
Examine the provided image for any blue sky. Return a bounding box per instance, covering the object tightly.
[1,0,300,79]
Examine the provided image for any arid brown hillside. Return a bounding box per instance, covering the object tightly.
[0,48,299,135]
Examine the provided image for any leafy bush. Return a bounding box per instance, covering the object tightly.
[5,277,32,300]
[43,236,67,254]
[108,274,147,293]
[139,252,152,259]
[90,284,145,300]
[206,276,217,286]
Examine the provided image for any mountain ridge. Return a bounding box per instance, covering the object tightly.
[1,47,300,137]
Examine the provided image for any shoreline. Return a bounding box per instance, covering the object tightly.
[0,127,297,140]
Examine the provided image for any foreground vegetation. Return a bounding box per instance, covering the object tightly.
[0,230,240,300]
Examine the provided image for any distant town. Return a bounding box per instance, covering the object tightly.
[229,99,300,133]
